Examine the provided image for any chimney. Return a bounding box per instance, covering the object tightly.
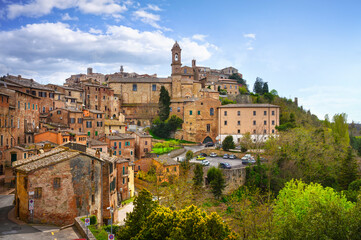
[95,149,100,158]
[109,148,113,157]
[192,59,196,68]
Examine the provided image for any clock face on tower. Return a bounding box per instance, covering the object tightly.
[175,53,178,61]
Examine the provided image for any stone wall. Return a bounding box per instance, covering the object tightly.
[74,216,96,240]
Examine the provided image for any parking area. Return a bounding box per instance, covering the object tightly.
[190,155,245,168]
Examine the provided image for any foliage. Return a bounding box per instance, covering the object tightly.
[116,189,158,240]
[273,179,360,240]
[239,132,252,151]
[229,73,246,85]
[350,136,361,156]
[133,205,237,240]
[80,215,97,225]
[158,86,171,121]
[222,135,235,151]
[338,147,358,190]
[186,150,194,161]
[331,113,350,147]
[219,89,228,95]
[193,164,204,187]
[253,77,266,94]
[166,115,183,131]
[269,89,278,96]
[245,157,268,192]
[262,82,269,94]
[207,167,226,199]
[220,97,236,105]
[238,86,248,94]
[147,129,195,143]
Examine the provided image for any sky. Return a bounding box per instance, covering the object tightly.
[0,0,360,122]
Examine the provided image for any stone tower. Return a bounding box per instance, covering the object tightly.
[171,41,182,76]
[171,41,182,98]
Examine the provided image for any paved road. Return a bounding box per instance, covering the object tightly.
[117,202,134,225]
[190,155,245,168]
[0,194,81,240]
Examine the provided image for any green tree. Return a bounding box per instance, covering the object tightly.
[273,179,357,240]
[193,164,204,187]
[229,73,246,85]
[116,189,158,240]
[262,82,269,94]
[222,135,235,151]
[245,156,268,192]
[185,150,194,161]
[253,77,264,94]
[166,115,183,131]
[207,167,226,199]
[331,113,350,147]
[159,86,171,121]
[134,205,237,240]
[269,89,278,96]
[339,147,358,190]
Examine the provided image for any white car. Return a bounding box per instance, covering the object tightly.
[210,152,217,157]
[201,160,210,166]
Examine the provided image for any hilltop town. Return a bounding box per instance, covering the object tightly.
[0,42,280,228]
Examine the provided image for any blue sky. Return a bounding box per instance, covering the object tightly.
[0,0,360,122]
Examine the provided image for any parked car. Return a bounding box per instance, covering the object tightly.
[242,155,256,164]
[229,154,237,159]
[223,154,229,159]
[196,155,206,161]
[199,153,207,157]
[205,142,214,147]
[219,162,231,169]
[210,152,217,157]
[201,160,210,166]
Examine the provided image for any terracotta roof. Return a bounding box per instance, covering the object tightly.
[107,134,135,140]
[133,131,152,138]
[104,119,125,126]
[155,157,179,166]
[86,148,117,163]
[218,103,280,108]
[107,77,171,84]
[4,75,54,91]
[88,138,108,146]
[12,148,65,168]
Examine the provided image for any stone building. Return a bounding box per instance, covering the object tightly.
[102,134,135,161]
[132,131,152,159]
[34,130,87,145]
[104,119,126,136]
[83,109,105,139]
[48,108,84,132]
[13,147,104,226]
[217,103,280,143]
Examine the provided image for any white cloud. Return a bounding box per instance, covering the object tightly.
[147,4,162,11]
[89,28,102,34]
[0,22,216,83]
[192,34,207,41]
[133,9,170,31]
[61,13,78,21]
[243,33,256,39]
[247,47,254,51]
[6,0,127,19]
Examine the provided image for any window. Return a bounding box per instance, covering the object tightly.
[210,108,214,116]
[36,105,37,110]
[28,103,30,109]
[170,107,172,112]
[264,111,267,116]
[237,121,240,125]
[123,166,125,174]
[34,187,42,199]
[152,84,156,91]
[17,119,20,129]
[238,129,240,134]
[177,107,180,112]
[145,141,148,145]
[253,111,256,116]
[24,153,26,159]
[57,110,61,114]
[253,129,256,134]
[264,120,267,125]
[207,124,210,132]
[122,178,125,184]
[272,111,275,116]
[224,121,227,125]
[253,120,256,125]
[272,129,275,133]
[18,101,20,109]
[174,167,177,172]
[71,99,76,103]
[272,120,275,125]
[32,104,34,110]
[70,118,75,124]
[189,110,192,115]
[53,178,61,189]
[264,129,267,134]
[86,121,92,128]
[133,84,137,91]
[224,111,227,116]
[42,107,45,113]
[198,111,201,115]
[237,111,240,116]
[119,150,121,155]
[119,142,121,148]
[113,151,116,156]
[92,194,95,204]
[131,151,133,155]
[78,118,83,124]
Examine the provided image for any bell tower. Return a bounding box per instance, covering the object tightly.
[171,41,182,76]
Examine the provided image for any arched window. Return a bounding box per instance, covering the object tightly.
[210,108,214,116]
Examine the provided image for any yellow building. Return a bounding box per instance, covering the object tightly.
[104,119,126,135]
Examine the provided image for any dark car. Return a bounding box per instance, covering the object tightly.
[199,153,207,157]
[223,154,229,159]
[205,142,214,147]
[229,154,236,159]
[219,162,231,169]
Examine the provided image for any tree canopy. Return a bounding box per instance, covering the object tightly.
[222,135,235,151]
[159,86,171,121]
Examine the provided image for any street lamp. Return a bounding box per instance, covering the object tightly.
[107,206,113,234]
